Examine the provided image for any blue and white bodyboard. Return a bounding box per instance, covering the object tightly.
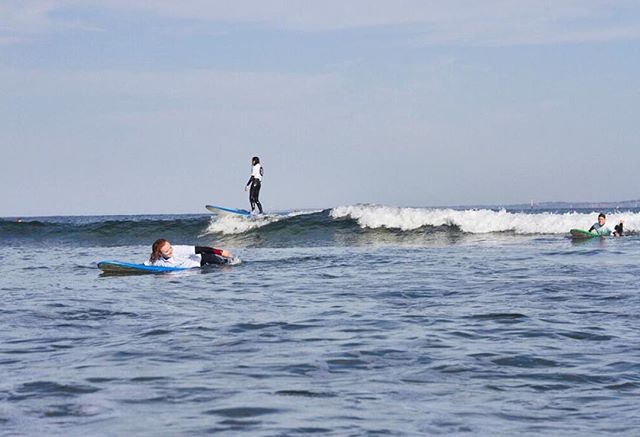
[97,260,191,274]
[205,205,251,217]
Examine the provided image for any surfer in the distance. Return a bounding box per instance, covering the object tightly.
[146,239,235,267]
[245,156,264,214]
[589,213,623,236]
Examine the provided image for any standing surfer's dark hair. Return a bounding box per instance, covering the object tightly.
[598,213,606,219]
[150,238,169,263]
[252,156,260,165]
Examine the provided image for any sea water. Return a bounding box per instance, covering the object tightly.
[1,206,639,435]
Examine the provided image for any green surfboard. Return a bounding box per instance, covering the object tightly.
[569,229,599,239]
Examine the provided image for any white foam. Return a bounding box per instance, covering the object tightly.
[226,256,242,265]
[202,209,323,235]
[330,204,639,234]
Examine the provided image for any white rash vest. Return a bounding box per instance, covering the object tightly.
[146,245,201,268]
[251,163,263,181]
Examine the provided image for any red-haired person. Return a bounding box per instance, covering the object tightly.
[146,239,234,267]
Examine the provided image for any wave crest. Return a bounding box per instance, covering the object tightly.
[330,204,637,234]
[202,210,324,235]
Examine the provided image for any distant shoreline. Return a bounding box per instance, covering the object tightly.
[3,200,640,219]
[499,200,640,210]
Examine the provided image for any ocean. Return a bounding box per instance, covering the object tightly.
[1,205,639,435]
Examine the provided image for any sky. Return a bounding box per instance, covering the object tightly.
[1,0,639,216]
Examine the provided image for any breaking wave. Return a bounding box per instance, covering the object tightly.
[2,205,638,247]
[330,204,638,234]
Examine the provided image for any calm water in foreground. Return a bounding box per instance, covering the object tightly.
[1,210,639,435]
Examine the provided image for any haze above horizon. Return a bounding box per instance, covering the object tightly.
[1,1,639,216]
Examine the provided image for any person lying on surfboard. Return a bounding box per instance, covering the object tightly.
[588,213,623,236]
[145,239,234,268]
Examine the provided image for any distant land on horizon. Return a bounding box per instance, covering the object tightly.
[497,199,640,210]
[3,199,640,219]
[438,199,640,210]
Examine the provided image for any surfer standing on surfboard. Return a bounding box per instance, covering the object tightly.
[589,213,624,236]
[245,156,264,214]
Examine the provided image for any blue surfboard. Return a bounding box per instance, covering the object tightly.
[97,260,191,274]
[205,205,251,217]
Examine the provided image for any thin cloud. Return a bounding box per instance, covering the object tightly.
[0,0,58,35]
[0,35,27,45]
[0,68,343,109]
[3,0,640,46]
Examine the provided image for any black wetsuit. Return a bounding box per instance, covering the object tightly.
[246,167,263,214]
[614,223,624,236]
[195,246,227,266]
